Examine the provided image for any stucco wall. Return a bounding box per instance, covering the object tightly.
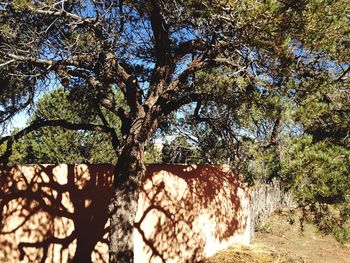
[0,164,250,262]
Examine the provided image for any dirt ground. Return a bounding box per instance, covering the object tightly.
[207,210,350,263]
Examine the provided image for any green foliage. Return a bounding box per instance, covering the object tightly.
[287,214,296,225]
[278,136,350,241]
[281,137,350,205]
[144,143,162,164]
[15,88,119,164]
[255,221,272,234]
[332,227,350,244]
[154,0,350,240]
[12,0,31,10]
[0,128,26,164]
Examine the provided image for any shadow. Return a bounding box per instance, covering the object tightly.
[0,164,249,262]
[0,164,114,263]
[134,164,249,262]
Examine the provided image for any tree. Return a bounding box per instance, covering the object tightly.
[1,0,350,262]
[1,87,161,165]
[278,70,350,241]
[15,87,119,164]
[0,128,26,164]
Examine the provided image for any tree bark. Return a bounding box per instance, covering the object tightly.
[108,141,145,263]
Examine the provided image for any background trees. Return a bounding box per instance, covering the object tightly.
[14,88,118,164]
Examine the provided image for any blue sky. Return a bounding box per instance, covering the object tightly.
[2,111,30,135]
[12,111,29,128]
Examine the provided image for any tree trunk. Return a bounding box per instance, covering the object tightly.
[108,142,145,263]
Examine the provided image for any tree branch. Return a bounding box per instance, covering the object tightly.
[336,65,350,82]
[145,1,174,110]
[95,104,121,153]
[7,53,94,69]
[174,39,207,60]
[0,120,114,146]
[0,120,117,168]
[27,5,88,22]
[149,0,172,68]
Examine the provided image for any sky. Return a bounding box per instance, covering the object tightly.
[2,111,29,136]
[12,111,29,128]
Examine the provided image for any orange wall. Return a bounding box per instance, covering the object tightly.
[0,164,250,262]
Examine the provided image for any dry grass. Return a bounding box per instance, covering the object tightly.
[206,209,350,263]
[206,244,301,263]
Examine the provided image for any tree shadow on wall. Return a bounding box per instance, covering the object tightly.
[135,164,248,263]
[0,164,114,263]
[0,164,248,263]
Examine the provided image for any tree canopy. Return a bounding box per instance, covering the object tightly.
[11,88,119,164]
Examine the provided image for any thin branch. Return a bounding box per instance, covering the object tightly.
[174,39,207,59]
[0,119,117,168]
[7,53,54,67]
[336,65,350,82]
[27,5,92,23]
[0,59,15,68]
[7,53,93,69]
[96,103,121,153]
[0,120,113,146]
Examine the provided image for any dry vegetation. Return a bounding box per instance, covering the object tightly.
[206,244,298,263]
[207,210,350,263]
